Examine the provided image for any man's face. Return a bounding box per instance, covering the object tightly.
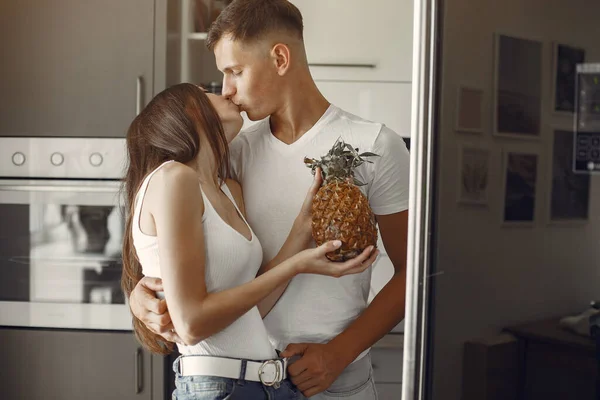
[214,35,279,121]
[206,93,243,143]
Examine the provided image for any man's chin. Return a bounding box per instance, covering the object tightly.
[243,110,268,122]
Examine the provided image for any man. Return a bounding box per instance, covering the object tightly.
[129,0,409,398]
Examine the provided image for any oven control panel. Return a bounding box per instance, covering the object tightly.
[0,138,127,179]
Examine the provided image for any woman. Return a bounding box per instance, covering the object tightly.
[121,83,378,399]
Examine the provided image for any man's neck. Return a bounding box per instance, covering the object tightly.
[269,77,330,145]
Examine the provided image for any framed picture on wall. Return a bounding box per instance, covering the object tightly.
[457,145,490,205]
[549,129,590,223]
[551,43,585,115]
[455,85,484,133]
[501,149,539,226]
[493,34,543,139]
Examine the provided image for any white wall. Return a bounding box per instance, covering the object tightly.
[432,1,600,399]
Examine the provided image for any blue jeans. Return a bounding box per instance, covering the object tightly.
[172,356,302,400]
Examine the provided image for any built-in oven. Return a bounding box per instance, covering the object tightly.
[0,137,131,330]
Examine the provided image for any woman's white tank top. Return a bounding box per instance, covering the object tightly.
[131,161,276,360]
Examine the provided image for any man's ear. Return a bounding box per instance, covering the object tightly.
[271,43,291,76]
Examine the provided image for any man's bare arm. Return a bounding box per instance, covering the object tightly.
[129,276,183,344]
[282,210,407,397]
[327,210,408,361]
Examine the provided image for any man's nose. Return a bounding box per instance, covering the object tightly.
[221,77,235,98]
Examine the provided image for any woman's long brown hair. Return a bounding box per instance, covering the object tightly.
[121,83,230,355]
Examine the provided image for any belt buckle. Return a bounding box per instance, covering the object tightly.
[258,359,282,387]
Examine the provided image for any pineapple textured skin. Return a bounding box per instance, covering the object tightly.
[311,181,378,262]
[305,137,380,261]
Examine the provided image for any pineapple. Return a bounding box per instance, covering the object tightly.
[304,138,379,262]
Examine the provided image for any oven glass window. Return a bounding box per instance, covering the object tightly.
[0,188,125,305]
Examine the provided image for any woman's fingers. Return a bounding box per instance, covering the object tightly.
[317,239,342,255]
[302,241,379,278]
[348,245,375,265]
[337,246,380,275]
[342,250,380,275]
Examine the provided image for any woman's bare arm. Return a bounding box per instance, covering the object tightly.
[150,165,375,345]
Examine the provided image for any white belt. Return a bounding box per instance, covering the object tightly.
[178,355,288,386]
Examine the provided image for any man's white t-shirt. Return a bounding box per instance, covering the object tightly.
[229,104,410,358]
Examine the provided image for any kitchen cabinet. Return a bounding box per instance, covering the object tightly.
[0,0,167,138]
[173,0,414,137]
[289,0,414,137]
[290,0,413,83]
[176,0,232,88]
[372,334,404,399]
[376,383,404,399]
[316,81,412,136]
[0,328,165,400]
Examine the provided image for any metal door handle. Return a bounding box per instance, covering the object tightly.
[135,347,143,394]
[308,63,377,68]
[136,76,143,115]
[0,184,120,193]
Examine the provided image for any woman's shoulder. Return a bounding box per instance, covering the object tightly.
[153,161,196,187]
[148,162,202,205]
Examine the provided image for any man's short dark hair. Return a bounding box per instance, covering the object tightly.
[206,0,304,51]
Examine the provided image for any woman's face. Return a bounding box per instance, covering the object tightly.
[207,93,243,143]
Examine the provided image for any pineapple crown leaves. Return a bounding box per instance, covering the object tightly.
[303,137,380,186]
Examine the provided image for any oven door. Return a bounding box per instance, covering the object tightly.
[0,179,131,330]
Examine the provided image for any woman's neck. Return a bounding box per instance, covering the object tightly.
[185,152,220,188]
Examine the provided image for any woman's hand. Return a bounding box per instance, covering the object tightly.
[293,168,323,243]
[292,240,380,277]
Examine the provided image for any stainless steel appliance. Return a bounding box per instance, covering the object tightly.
[0,137,131,330]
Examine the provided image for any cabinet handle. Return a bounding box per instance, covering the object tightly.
[136,76,144,115]
[0,183,120,193]
[135,347,143,394]
[308,63,376,69]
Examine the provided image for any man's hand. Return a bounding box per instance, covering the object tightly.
[292,167,323,245]
[281,342,349,397]
[129,276,182,344]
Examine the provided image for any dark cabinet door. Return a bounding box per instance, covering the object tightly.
[0,329,154,400]
[0,0,155,138]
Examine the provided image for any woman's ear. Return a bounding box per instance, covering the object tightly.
[271,43,291,76]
